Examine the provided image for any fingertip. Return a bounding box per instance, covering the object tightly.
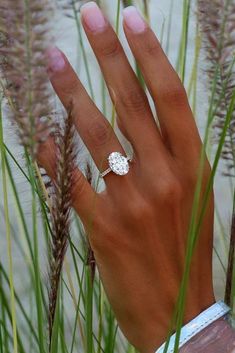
[46,47,67,75]
[80,1,108,33]
[122,6,147,34]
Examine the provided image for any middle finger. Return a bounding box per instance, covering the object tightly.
[80,2,169,161]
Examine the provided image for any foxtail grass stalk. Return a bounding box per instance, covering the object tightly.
[0,0,54,159]
[198,0,235,308]
[198,0,235,164]
[48,111,76,351]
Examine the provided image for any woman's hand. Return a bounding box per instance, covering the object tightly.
[39,3,215,352]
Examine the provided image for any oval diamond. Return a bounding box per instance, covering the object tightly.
[108,152,129,176]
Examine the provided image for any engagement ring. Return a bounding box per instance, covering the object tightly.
[100,152,131,178]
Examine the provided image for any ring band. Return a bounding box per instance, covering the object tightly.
[100,152,131,178]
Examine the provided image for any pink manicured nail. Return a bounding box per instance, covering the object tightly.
[80,1,107,33]
[123,6,147,33]
[46,47,66,73]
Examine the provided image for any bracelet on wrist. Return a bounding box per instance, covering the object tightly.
[156,300,230,353]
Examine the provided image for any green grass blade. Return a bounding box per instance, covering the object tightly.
[71,0,95,101]
[165,0,174,55]
[176,0,190,82]
[173,89,235,353]
[0,98,18,353]
[85,266,94,353]
[24,153,45,353]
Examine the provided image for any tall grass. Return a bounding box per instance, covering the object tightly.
[0,0,234,353]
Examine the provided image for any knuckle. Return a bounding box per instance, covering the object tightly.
[64,83,85,114]
[146,38,161,57]
[158,177,183,203]
[87,117,112,147]
[158,83,187,107]
[71,171,86,200]
[64,81,81,102]
[185,161,212,188]
[127,198,152,221]
[97,37,122,58]
[119,88,148,114]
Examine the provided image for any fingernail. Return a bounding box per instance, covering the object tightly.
[80,1,107,33]
[123,6,147,33]
[46,47,66,73]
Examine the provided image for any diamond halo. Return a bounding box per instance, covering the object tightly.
[100,152,131,178]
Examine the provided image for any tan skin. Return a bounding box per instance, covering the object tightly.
[39,4,215,353]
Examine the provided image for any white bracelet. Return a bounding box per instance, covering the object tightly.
[156,300,230,353]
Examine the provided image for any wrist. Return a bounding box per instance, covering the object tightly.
[135,292,215,353]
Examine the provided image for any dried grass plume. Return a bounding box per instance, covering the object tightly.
[0,0,54,158]
[48,111,76,350]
